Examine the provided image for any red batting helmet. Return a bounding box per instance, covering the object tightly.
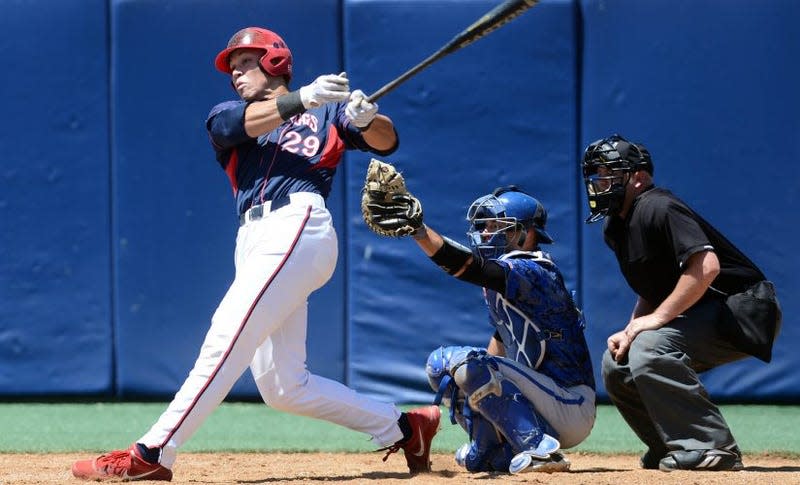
[214,27,293,81]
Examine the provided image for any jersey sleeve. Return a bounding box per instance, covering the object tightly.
[660,198,714,269]
[206,101,252,152]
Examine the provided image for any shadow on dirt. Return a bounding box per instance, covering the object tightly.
[743,465,800,472]
[238,470,461,483]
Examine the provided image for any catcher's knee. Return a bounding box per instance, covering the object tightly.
[426,346,480,398]
[453,353,559,454]
[452,351,500,402]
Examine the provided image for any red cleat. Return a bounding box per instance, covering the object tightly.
[381,405,441,474]
[72,444,172,481]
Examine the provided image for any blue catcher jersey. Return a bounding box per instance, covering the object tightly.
[486,251,595,390]
[206,99,397,215]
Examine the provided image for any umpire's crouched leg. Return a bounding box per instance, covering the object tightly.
[601,332,671,458]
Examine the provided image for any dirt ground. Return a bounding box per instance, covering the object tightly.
[1,452,798,484]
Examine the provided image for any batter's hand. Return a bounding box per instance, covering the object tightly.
[346,89,379,128]
[300,72,350,108]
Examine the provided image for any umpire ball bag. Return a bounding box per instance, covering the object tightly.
[722,280,782,363]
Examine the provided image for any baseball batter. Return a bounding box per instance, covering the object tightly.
[72,27,440,481]
[361,177,597,474]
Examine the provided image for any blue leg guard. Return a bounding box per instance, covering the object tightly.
[455,414,515,472]
[426,346,480,399]
[453,351,560,459]
[426,345,481,424]
[427,346,515,472]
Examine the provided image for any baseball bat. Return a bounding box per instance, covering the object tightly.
[366,0,539,103]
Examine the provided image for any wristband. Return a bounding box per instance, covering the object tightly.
[276,90,306,121]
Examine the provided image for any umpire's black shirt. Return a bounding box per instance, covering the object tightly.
[603,186,764,307]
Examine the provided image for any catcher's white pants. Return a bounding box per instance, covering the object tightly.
[495,357,596,448]
[139,193,403,468]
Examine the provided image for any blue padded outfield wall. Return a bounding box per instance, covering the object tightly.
[345,0,581,403]
[0,0,797,403]
[0,0,113,396]
[578,0,800,401]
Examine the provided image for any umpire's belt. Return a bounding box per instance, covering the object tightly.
[239,192,325,226]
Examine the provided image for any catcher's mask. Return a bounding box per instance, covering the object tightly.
[215,27,293,82]
[466,186,552,262]
[581,133,652,223]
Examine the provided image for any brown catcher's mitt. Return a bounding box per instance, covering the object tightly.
[361,159,424,237]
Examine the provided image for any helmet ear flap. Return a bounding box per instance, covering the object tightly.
[631,143,654,175]
[515,224,527,246]
[259,48,292,80]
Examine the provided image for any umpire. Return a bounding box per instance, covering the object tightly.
[580,134,781,472]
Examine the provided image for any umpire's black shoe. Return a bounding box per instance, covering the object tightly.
[658,447,744,472]
[640,448,667,469]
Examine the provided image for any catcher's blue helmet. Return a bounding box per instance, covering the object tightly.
[466,186,552,261]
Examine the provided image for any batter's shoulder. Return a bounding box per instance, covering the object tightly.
[207,99,246,119]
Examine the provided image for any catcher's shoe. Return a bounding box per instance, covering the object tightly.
[454,442,470,468]
[509,450,571,474]
[380,405,441,474]
[658,447,744,472]
[72,443,173,481]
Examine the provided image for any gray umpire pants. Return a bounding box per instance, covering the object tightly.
[602,297,749,455]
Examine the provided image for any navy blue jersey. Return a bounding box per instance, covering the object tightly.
[485,251,595,390]
[206,100,397,215]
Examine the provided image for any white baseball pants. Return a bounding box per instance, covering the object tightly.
[138,193,403,467]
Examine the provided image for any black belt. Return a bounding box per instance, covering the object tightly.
[239,196,291,226]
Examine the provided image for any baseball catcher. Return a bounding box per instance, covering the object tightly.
[363,161,597,474]
[361,159,423,237]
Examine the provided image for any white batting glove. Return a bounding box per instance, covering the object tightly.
[346,89,379,129]
[299,72,350,108]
